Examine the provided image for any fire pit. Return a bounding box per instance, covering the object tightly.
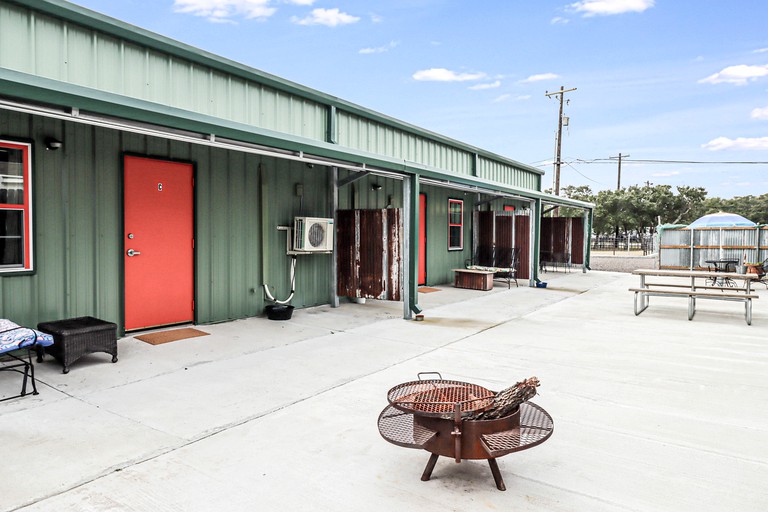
[378,372,553,491]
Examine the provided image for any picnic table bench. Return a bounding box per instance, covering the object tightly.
[630,269,759,325]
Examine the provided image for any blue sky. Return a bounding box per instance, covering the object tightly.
[68,0,768,199]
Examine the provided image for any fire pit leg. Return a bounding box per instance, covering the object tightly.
[421,453,440,481]
[487,458,506,491]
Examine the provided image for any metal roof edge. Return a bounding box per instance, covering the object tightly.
[1,70,587,210]
[10,0,544,177]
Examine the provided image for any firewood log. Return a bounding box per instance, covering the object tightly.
[468,377,540,420]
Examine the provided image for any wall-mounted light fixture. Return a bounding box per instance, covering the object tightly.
[371,183,382,191]
[44,137,63,151]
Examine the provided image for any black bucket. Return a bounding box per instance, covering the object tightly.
[265,304,294,321]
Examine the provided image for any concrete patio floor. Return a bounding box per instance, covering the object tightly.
[2,270,767,511]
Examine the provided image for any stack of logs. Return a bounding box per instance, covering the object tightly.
[468,377,540,420]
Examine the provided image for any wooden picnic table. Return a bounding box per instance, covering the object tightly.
[630,269,759,325]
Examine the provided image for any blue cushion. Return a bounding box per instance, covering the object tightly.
[0,319,54,354]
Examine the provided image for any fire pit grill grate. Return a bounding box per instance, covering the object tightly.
[387,379,495,417]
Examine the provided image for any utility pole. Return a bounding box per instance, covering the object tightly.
[544,86,576,200]
[610,153,629,190]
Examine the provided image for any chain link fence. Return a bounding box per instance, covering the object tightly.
[591,234,654,255]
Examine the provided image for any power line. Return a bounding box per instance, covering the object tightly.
[576,158,768,165]
[563,161,604,185]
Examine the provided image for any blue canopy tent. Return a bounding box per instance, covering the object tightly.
[687,212,756,229]
[687,212,756,266]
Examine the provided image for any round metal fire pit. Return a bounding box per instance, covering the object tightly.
[378,374,554,491]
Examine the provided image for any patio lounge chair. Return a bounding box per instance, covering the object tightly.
[0,319,54,402]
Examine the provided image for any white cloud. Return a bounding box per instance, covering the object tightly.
[469,80,501,90]
[551,16,569,24]
[702,136,768,151]
[359,41,398,54]
[370,13,383,23]
[493,94,511,103]
[570,0,654,16]
[753,48,768,54]
[412,68,486,82]
[286,0,313,4]
[291,8,360,26]
[520,73,560,83]
[516,95,532,100]
[651,171,680,177]
[173,0,276,22]
[698,64,768,85]
[752,106,768,120]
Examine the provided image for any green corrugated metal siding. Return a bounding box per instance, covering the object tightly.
[477,158,539,190]
[1,1,551,194]
[337,111,475,175]
[260,158,332,308]
[0,110,333,331]
[420,186,473,285]
[337,170,403,210]
[0,3,328,141]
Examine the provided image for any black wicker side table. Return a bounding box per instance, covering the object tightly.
[37,316,118,373]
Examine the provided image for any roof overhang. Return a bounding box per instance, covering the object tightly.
[0,67,590,210]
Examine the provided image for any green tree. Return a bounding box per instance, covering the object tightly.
[591,184,707,235]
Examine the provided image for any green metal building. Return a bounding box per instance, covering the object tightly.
[0,0,593,334]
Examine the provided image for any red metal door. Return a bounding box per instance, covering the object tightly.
[418,193,427,285]
[124,156,194,331]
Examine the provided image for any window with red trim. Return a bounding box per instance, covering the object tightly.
[0,140,33,273]
[448,198,463,250]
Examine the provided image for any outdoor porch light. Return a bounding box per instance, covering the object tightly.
[371,183,382,191]
[44,137,62,150]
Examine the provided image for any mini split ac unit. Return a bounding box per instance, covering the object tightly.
[293,217,334,252]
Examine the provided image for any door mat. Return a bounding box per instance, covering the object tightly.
[135,328,209,345]
[418,287,441,293]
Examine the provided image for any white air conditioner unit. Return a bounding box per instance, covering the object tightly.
[293,217,334,252]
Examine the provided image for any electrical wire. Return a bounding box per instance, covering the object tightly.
[577,158,768,165]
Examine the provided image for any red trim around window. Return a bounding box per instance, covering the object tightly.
[0,140,33,272]
[448,198,463,250]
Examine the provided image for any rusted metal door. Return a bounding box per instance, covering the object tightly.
[540,217,583,266]
[472,210,529,280]
[515,214,531,279]
[337,209,402,300]
[571,219,584,264]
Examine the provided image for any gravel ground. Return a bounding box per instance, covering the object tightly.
[589,253,659,273]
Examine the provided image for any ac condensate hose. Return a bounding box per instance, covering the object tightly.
[263,255,297,305]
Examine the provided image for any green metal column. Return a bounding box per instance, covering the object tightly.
[585,208,593,271]
[532,198,542,284]
[403,173,422,318]
[330,166,340,306]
